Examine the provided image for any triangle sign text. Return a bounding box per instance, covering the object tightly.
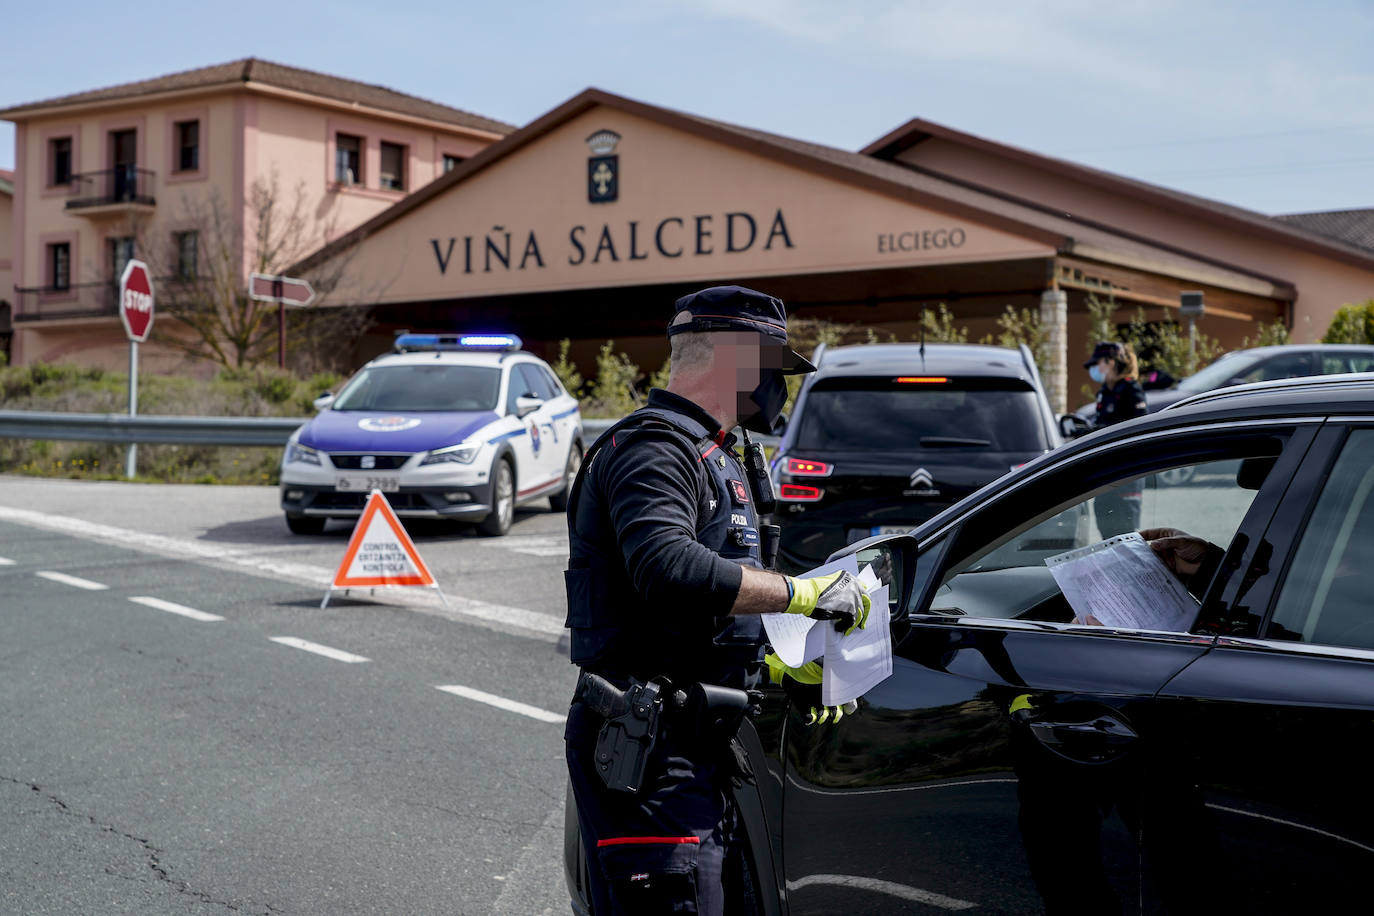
[330,490,437,590]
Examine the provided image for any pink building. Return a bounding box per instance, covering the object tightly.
[0,58,511,371]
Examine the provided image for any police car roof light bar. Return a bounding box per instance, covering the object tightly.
[393,333,523,353]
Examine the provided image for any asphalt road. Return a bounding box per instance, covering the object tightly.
[0,475,578,915]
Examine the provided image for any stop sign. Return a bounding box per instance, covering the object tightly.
[119,259,155,342]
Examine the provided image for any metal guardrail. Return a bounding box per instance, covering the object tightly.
[0,412,778,449]
[0,411,304,447]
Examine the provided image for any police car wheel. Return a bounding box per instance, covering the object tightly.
[547,445,582,513]
[285,513,326,535]
[478,459,515,536]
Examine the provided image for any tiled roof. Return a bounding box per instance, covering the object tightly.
[1274,208,1374,253]
[0,58,514,134]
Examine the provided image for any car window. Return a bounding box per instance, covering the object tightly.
[332,364,501,411]
[1321,352,1374,374]
[795,377,1050,452]
[1240,352,1314,382]
[506,364,547,415]
[1268,429,1374,651]
[539,365,567,398]
[522,363,559,400]
[930,451,1277,631]
[1175,351,1259,392]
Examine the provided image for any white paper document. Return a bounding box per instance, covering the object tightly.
[1045,532,1200,633]
[821,578,893,706]
[760,555,858,667]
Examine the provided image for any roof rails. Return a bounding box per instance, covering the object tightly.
[1167,372,1374,411]
[393,333,523,353]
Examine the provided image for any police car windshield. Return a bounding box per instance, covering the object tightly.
[331,364,502,412]
[795,377,1049,452]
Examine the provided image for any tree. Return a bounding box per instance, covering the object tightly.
[136,173,373,371]
[1322,300,1374,344]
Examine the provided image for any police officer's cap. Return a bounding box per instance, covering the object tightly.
[667,286,815,374]
[1084,341,1124,369]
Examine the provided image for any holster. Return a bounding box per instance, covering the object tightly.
[578,671,665,795]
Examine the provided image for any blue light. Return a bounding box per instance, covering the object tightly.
[394,333,522,352]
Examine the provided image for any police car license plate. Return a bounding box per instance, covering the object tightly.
[335,474,400,492]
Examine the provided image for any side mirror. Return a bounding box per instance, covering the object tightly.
[515,395,543,418]
[1058,413,1092,439]
[828,533,919,622]
[313,392,335,411]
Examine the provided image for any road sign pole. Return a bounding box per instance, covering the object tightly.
[275,277,286,370]
[126,340,139,478]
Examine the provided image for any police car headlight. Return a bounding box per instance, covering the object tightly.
[421,442,482,465]
[287,442,321,465]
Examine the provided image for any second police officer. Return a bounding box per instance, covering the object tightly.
[563,286,871,915]
[1086,340,1149,537]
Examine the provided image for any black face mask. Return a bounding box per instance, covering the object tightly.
[738,369,788,435]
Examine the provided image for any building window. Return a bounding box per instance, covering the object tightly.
[379,142,406,191]
[50,137,73,185]
[48,243,71,291]
[175,120,199,172]
[335,133,362,185]
[109,237,135,284]
[174,230,198,280]
[442,154,464,173]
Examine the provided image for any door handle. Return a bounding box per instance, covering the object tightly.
[1027,714,1138,764]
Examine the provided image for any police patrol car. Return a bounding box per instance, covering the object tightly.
[280,334,582,536]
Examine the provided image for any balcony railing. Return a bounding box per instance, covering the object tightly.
[65,167,156,211]
[13,276,196,321]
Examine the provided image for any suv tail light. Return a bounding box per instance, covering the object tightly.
[785,458,832,477]
[895,376,949,383]
[778,483,824,501]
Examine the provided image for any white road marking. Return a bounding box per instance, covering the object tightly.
[35,570,108,591]
[0,557,15,565]
[129,596,224,622]
[786,874,977,910]
[436,684,565,724]
[269,636,369,663]
[478,534,570,558]
[0,505,565,639]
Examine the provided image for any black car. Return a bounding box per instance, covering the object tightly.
[567,374,1374,915]
[769,342,1064,572]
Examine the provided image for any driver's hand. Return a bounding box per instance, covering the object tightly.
[1140,528,1217,579]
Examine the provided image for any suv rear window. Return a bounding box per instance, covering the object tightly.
[794,377,1050,452]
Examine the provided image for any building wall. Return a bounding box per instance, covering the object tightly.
[899,139,1374,342]
[9,89,497,368]
[0,187,13,307]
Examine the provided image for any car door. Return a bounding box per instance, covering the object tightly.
[512,362,561,491]
[1147,422,1374,914]
[779,421,1318,916]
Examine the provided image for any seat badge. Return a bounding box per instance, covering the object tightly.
[729,480,750,504]
[360,455,376,469]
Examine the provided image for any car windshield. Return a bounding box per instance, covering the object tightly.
[1176,351,1263,393]
[331,364,502,411]
[794,377,1050,451]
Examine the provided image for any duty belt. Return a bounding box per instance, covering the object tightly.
[575,670,761,795]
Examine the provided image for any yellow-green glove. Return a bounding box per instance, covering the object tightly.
[764,651,823,686]
[804,702,859,725]
[786,570,871,636]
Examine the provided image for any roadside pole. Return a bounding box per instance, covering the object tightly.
[126,340,138,477]
[249,272,317,370]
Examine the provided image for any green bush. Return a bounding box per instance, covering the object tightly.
[1322,300,1374,345]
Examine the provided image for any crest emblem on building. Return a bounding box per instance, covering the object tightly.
[586,129,620,203]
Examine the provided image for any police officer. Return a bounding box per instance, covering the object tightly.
[563,286,870,915]
[1086,340,1149,537]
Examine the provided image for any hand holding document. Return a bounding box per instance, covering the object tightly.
[760,557,893,707]
[1045,532,1200,633]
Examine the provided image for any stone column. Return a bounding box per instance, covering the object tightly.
[1040,289,1069,415]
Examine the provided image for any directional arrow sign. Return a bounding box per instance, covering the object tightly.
[249,272,316,306]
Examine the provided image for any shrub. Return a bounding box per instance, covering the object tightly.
[1322,300,1374,345]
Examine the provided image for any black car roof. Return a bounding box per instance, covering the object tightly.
[814,343,1036,382]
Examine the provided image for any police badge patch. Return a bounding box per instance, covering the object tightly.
[587,129,620,203]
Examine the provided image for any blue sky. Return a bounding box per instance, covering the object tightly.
[3,0,1372,215]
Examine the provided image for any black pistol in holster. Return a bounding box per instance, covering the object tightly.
[578,671,666,794]
[740,429,781,571]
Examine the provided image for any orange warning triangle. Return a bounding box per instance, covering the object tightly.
[331,490,437,588]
